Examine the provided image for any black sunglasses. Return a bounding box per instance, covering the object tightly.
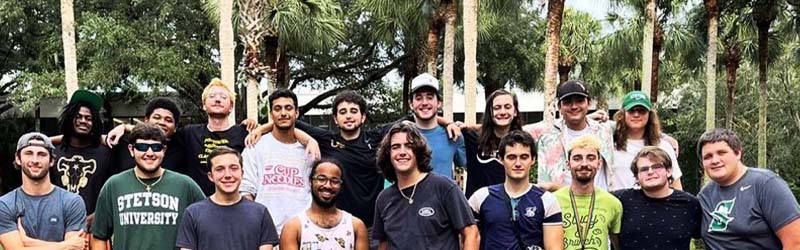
[133,143,164,152]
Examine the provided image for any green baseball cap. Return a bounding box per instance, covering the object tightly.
[622,91,652,111]
[69,90,103,111]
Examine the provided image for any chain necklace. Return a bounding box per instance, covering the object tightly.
[134,170,164,192]
[399,174,426,204]
[569,189,596,250]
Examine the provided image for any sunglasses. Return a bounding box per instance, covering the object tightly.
[133,143,164,152]
[637,163,665,173]
[312,175,343,186]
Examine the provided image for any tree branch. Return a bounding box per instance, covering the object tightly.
[285,45,376,92]
[298,53,411,116]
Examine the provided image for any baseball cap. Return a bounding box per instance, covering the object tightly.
[410,73,440,96]
[622,91,652,111]
[557,80,590,100]
[69,90,103,111]
[16,132,55,153]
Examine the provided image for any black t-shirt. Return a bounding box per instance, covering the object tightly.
[612,189,702,250]
[111,134,183,174]
[174,124,248,196]
[295,120,390,227]
[463,129,505,198]
[373,173,476,250]
[51,144,114,214]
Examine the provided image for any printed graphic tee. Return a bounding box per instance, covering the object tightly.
[554,187,622,250]
[174,124,248,195]
[52,145,114,214]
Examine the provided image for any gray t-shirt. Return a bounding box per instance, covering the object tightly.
[0,187,86,241]
[698,167,800,250]
[373,173,476,250]
[176,198,279,250]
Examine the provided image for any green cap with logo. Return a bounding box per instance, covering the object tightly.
[69,90,103,111]
[622,90,652,111]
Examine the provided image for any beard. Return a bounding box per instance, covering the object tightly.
[21,165,48,181]
[136,162,161,174]
[311,189,339,208]
[572,166,596,184]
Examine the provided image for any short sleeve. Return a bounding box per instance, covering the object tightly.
[758,176,800,231]
[537,143,552,183]
[371,194,386,241]
[0,200,18,235]
[467,188,489,214]
[91,181,113,239]
[541,192,562,225]
[64,194,87,232]
[442,185,476,231]
[259,206,279,245]
[240,147,259,196]
[175,207,198,249]
[187,178,206,202]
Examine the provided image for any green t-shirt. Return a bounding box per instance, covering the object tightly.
[91,169,205,250]
[555,187,622,250]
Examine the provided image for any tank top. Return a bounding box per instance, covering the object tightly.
[299,210,355,250]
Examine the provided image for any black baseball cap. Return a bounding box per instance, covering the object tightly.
[557,80,590,100]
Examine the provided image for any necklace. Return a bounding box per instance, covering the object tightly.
[569,189,596,250]
[134,170,164,192]
[399,179,421,204]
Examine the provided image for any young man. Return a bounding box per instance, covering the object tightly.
[554,135,622,250]
[91,123,205,250]
[373,123,479,250]
[280,158,369,250]
[177,147,279,250]
[241,89,313,236]
[51,89,114,227]
[612,146,701,250]
[611,90,683,190]
[468,130,563,250]
[409,73,467,180]
[0,133,86,250]
[110,97,184,173]
[697,128,800,249]
[527,80,615,191]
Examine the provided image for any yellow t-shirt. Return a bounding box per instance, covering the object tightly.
[555,187,622,250]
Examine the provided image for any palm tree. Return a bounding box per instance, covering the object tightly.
[752,0,778,168]
[442,0,457,121]
[558,8,601,84]
[641,0,655,99]
[719,4,756,128]
[237,0,270,121]
[543,0,565,126]
[60,0,78,100]
[219,0,236,122]
[704,0,719,131]
[464,0,478,124]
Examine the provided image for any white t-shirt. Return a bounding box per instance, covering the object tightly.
[611,138,682,191]
[241,133,312,234]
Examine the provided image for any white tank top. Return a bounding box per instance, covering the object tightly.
[299,210,355,250]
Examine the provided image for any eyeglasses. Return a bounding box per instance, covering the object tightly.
[311,175,342,186]
[637,163,665,173]
[133,143,164,152]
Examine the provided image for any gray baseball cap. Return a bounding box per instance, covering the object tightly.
[16,132,55,153]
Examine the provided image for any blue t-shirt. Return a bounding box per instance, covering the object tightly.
[176,198,279,250]
[0,187,86,242]
[419,126,466,179]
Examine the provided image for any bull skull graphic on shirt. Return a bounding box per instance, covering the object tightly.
[56,155,97,193]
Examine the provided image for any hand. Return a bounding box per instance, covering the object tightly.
[241,119,258,132]
[105,124,127,148]
[446,123,462,141]
[245,130,262,148]
[305,139,321,161]
[587,110,609,122]
[60,231,86,250]
[17,218,32,246]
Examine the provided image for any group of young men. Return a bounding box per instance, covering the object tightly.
[0,74,798,250]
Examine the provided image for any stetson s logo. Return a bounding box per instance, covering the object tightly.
[57,155,97,193]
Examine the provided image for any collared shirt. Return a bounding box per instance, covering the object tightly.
[526,118,615,190]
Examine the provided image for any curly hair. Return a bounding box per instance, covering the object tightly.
[145,98,182,125]
[613,109,662,151]
[59,102,103,148]
[376,123,432,183]
[332,90,367,118]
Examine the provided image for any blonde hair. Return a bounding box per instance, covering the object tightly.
[567,134,602,157]
[202,78,236,105]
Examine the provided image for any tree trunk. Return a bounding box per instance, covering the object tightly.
[640,0,656,100]
[425,13,443,76]
[238,0,268,121]
[463,0,478,124]
[558,64,571,84]
[543,0,565,126]
[402,47,420,114]
[441,0,457,121]
[61,0,78,100]
[724,44,741,129]
[651,21,664,104]
[219,0,236,122]
[704,0,718,131]
[756,23,769,168]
